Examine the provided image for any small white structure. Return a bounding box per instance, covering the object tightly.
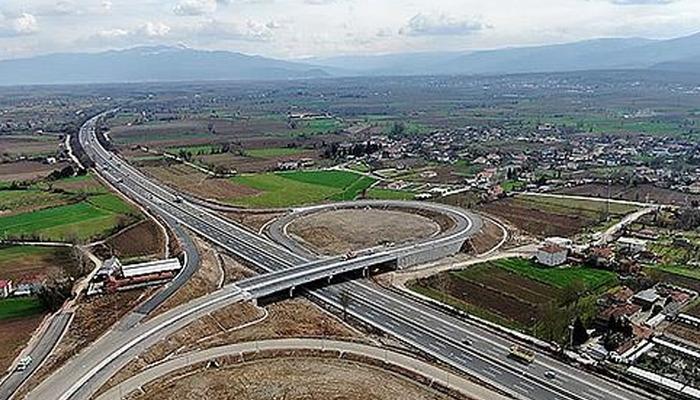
[0,280,12,298]
[536,243,568,267]
[121,259,181,278]
[617,237,648,254]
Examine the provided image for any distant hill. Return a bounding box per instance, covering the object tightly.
[0,46,330,86]
[304,32,700,76]
[2,32,700,86]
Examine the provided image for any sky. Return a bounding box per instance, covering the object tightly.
[0,0,699,60]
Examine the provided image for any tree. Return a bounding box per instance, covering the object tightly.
[36,277,73,312]
[571,317,589,346]
[559,279,586,306]
[389,122,406,138]
[537,302,569,345]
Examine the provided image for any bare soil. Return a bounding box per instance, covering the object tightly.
[223,211,283,232]
[0,314,46,374]
[0,246,74,283]
[287,209,440,255]
[555,183,700,207]
[142,164,258,201]
[0,160,67,182]
[197,150,318,173]
[414,266,560,327]
[128,357,451,400]
[469,219,505,255]
[220,254,256,285]
[100,297,358,394]
[478,198,591,238]
[102,220,166,260]
[665,322,700,346]
[15,289,153,399]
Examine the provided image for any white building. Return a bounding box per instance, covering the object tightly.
[617,237,648,254]
[536,244,568,267]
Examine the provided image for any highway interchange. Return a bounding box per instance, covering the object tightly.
[21,112,658,400]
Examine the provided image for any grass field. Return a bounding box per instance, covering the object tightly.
[230,170,376,208]
[366,188,415,201]
[490,258,618,291]
[0,178,139,241]
[0,297,45,321]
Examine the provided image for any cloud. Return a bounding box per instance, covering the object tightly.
[400,13,487,36]
[0,13,39,37]
[84,21,170,45]
[609,0,676,4]
[188,18,276,41]
[173,0,222,16]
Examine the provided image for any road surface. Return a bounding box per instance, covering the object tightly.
[26,112,655,400]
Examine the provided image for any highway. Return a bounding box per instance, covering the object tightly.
[26,112,655,400]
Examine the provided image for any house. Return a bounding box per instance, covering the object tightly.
[631,288,661,309]
[588,246,615,267]
[617,237,648,254]
[535,243,568,267]
[0,279,12,298]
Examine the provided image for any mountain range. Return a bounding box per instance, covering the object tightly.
[1,32,699,86]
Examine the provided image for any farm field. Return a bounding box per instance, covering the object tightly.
[366,188,416,201]
[0,135,60,159]
[555,183,700,206]
[477,194,638,238]
[0,175,140,242]
[230,170,376,208]
[142,163,259,201]
[0,297,45,321]
[0,161,69,183]
[0,245,73,282]
[409,258,617,334]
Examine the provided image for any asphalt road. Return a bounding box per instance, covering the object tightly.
[95,338,510,400]
[26,112,656,400]
[0,312,73,400]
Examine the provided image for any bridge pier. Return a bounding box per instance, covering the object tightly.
[327,275,333,284]
[362,267,368,278]
[289,286,295,298]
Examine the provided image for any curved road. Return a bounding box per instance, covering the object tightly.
[95,338,509,400]
[266,199,482,259]
[25,112,655,400]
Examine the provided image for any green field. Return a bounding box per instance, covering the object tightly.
[366,188,416,201]
[0,190,70,215]
[0,181,137,241]
[488,258,618,291]
[0,297,45,320]
[230,170,376,208]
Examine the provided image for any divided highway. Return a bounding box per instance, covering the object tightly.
[26,113,654,400]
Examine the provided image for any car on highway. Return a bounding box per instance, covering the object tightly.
[16,356,32,372]
[508,345,535,364]
[544,370,557,379]
[462,338,472,346]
